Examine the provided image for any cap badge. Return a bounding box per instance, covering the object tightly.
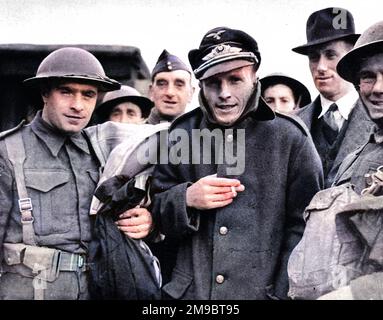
[206,30,226,40]
[202,44,242,61]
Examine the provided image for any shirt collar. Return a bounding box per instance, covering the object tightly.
[30,111,90,157]
[318,90,359,120]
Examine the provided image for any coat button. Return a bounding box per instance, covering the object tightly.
[219,226,228,235]
[226,134,233,142]
[216,274,225,284]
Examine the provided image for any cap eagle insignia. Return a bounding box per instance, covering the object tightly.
[202,44,242,61]
[205,30,226,40]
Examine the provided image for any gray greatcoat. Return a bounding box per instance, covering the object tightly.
[151,87,323,300]
[297,96,374,188]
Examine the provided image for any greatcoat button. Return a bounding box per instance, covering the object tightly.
[219,226,228,235]
[216,274,225,284]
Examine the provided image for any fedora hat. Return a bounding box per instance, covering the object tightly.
[95,85,153,121]
[337,21,383,84]
[292,7,360,55]
[260,73,312,108]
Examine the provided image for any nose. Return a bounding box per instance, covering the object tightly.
[165,83,175,97]
[316,55,328,72]
[218,81,231,100]
[120,112,131,123]
[372,73,383,95]
[71,94,85,112]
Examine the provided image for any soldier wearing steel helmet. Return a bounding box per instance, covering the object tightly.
[315,21,383,300]
[0,47,153,300]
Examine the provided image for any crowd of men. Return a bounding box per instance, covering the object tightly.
[0,6,383,300]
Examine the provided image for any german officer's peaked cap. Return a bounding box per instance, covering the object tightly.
[188,26,261,80]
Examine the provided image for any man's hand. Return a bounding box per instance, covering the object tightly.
[186,174,245,210]
[115,207,153,239]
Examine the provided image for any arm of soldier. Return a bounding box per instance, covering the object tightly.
[0,150,15,252]
[115,207,153,239]
[274,135,324,299]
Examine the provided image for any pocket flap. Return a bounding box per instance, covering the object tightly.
[87,170,99,183]
[162,268,193,299]
[305,184,353,211]
[3,243,27,265]
[25,170,70,192]
[23,246,57,272]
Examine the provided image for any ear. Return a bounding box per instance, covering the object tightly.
[188,85,196,103]
[148,84,154,101]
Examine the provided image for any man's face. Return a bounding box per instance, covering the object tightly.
[264,84,297,113]
[201,65,257,126]
[149,70,194,118]
[42,81,98,134]
[108,102,143,124]
[358,53,383,125]
[308,40,354,101]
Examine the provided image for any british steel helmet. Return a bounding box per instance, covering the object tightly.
[23,47,120,92]
[337,20,383,84]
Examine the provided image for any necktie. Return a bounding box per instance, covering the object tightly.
[322,103,339,144]
[323,103,339,132]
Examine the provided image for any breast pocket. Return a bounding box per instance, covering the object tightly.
[24,169,75,235]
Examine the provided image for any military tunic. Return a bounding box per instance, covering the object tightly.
[335,126,383,194]
[0,112,99,299]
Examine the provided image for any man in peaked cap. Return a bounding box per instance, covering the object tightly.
[94,85,153,124]
[146,49,195,125]
[316,21,383,300]
[0,47,153,300]
[293,7,375,188]
[151,26,323,299]
[260,73,312,113]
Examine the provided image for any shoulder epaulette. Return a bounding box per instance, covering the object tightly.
[0,120,26,140]
[275,112,309,136]
[169,107,202,131]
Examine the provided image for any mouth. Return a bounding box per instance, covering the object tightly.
[65,115,85,123]
[216,104,236,110]
[370,100,383,106]
[163,100,177,105]
[316,76,332,81]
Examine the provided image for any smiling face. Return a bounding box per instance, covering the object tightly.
[42,81,98,134]
[201,64,257,126]
[358,53,383,125]
[308,40,354,101]
[149,70,194,118]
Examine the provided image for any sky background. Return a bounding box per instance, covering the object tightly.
[0,0,382,106]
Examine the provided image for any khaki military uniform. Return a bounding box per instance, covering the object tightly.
[0,112,99,299]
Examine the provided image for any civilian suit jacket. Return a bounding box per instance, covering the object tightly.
[297,96,374,188]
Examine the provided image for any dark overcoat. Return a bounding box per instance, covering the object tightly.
[297,96,374,188]
[152,99,323,300]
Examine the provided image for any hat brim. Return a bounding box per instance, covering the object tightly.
[260,75,311,108]
[337,40,383,83]
[292,34,360,55]
[96,96,154,119]
[199,60,255,80]
[23,75,121,92]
